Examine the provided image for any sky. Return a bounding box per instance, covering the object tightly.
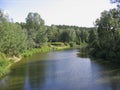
[0,0,116,27]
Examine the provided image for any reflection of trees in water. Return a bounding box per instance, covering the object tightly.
[79,48,120,89]
[0,59,28,90]
[27,60,45,90]
[78,47,89,58]
[1,50,120,90]
[0,53,47,90]
[91,60,120,90]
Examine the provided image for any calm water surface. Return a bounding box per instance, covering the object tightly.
[0,49,120,90]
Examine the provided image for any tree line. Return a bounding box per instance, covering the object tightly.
[0,10,93,56]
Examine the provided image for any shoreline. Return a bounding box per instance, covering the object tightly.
[0,44,73,79]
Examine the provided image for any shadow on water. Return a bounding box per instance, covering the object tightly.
[0,53,47,90]
[91,59,120,90]
[77,47,89,58]
[78,49,120,90]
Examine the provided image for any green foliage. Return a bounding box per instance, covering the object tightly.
[26,12,47,48]
[22,46,51,57]
[0,10,93,78]
[0,22,27,56]
[97,9,120,54]
[47,25,60,42]
[88,29,98,48]
[0,59,9,77]
[36,28,48,47]
[79,46,89,58]
[0,53,13,77]
[69,42,76,47]
[0,52,7,60]
[22,43,70,57]
[51,42,65,46]
[88,8,120,62]
[46,25,90,45]
[80,30,89,43]
[75,30,81,45]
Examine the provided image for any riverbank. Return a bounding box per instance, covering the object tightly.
[22,42,71,57]
[0,42,72,79]
[0,53,14,78]
[79,45,120,64]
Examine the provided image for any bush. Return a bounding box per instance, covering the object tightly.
[51,42,65,46]
[69,42,76,47]
[64,42,69,46]
[0,53,11,77]
[0,53,7,60]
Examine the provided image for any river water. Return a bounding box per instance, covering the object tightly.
[0,49,120,90]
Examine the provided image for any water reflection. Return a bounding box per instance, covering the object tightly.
[0,50,120,90]
[91,60,120,90]
[23,54,47,90]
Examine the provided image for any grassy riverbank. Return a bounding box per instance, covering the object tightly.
[0,53,14,78]
[22,42,71,57]
[0,42,72,79]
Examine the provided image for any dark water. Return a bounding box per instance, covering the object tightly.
[0,49,120,90]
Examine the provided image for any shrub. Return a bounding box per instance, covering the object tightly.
[69,42,76,47]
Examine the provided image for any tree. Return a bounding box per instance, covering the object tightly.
[90,8,120,59]
[60,29,76,43]
[60,30,70,42]
[88,29,98,48]
[47,25,60,42]
[80,30,89,43]
[75,29,81,45]
[36,26,48,47]
[97,9,119,49]
[0,23,27,56]
[26,12,47,48]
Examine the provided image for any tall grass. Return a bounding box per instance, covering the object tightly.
[0,53,13,78]
[22,42,71,57]
[22,46,51,57]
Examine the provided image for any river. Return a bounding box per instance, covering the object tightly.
[0,49,120,90]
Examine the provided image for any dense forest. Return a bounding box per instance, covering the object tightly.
[86,1,120,62]
[0,10,94,56]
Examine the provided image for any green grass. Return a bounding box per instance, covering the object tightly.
[50,42,66,46]
[22,46,51,57]
[0,59,9,77]
[0,53,13,78]
[22,42,71,57]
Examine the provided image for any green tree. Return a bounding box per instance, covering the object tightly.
[47,25,60,42]
[60,29,76,43]
[97,9,119,50]
[75,30,81,45]
[80,30,89,43]
[26,12,47,48]
[88,29,98,48]
[90,8,120,59]
[0,23,27,56]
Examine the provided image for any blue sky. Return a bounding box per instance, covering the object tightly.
[0,0,116,27]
